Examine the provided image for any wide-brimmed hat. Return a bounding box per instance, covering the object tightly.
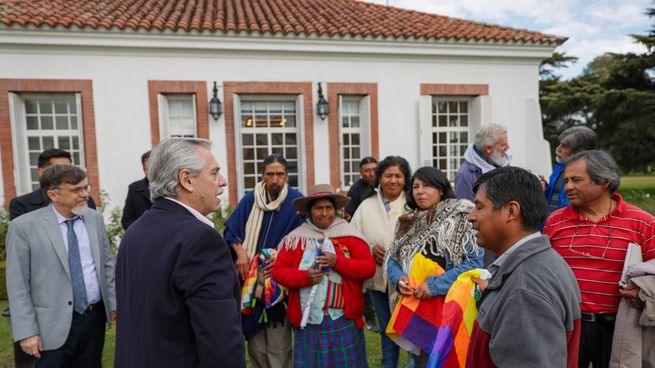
[293,184,350,213]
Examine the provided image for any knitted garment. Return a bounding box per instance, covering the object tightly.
[388,198,478,275]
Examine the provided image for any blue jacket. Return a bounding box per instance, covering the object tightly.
[545,162,569,210]
[455,161,481,202]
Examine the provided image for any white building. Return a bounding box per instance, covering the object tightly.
[0,0,563,209]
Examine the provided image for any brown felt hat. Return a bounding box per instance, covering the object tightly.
[292,184,350,213]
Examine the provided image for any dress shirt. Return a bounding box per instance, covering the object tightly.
[164,197,215,228]
[52,206,101,305]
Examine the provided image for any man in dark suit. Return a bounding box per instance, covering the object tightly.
[115,138,245,367]
[120,150,152,230]
[9,148,96,220]
[6,165,116,368]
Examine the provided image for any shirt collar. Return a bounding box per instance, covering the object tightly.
[51,205,82,224]
[490,231,541,270]
[562,193,626,220]
[164,197,215,228]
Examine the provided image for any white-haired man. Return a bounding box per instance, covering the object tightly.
[455,123,511,202]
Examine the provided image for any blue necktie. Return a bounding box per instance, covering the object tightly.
[65,218,88,314]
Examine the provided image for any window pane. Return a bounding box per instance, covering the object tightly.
[244,162,255,175]
[72,152,80,165]
[42,136,54,149]
[70,116,78,129]
[243,148,254,160]
[28,137,40,150]
[72,136,79,149]
[29,152,39,165]
[256,148,268,160]
[58,136,70,150]
[256,134,268,145]
[242,134,254,146]
[285,133,296,145]
[26,116,38,130]
[244,176,256,188]
[351,134,360,145]
[56,116,68,130]
[271,133,283,145]
[25,101,37,114]
[286,147,297,159]
[39,101,52,114]
[41,116,53,129]
[54,101,67,114]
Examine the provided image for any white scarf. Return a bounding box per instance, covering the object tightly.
[243,181,288,262]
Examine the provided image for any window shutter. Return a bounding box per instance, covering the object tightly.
[295,94,306,193]
[418,95,432,167]
[8,93,30,194]
[158,94,169,139]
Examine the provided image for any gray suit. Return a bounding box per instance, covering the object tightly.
[5,205,116,350]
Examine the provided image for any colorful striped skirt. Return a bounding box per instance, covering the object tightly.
[294,315,367,367]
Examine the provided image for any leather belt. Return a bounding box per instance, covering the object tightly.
[80,301,102,315]
[581,312,616,323]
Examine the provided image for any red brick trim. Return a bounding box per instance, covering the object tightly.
[147,80,209,146]
[420,83,489,96]
[223,82,314,207]
[326,83,379,189]
[0,79,100,207]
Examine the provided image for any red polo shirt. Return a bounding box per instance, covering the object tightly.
[544,194,655,314]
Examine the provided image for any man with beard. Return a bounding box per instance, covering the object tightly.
[455,123,510,202]
[224,153,304,368]
[6,165,116,367]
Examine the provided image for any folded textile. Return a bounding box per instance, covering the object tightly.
[241,248,286,318]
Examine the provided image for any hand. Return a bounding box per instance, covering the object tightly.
[307,264,324,285]
[20,335,42,358]
[472,277,488,293]
[414,282,432,300]
[317,251,337,269]
[538,175,547,192]
[261,262,273,279]
[397,275,414,296]
[372,245,386,266]
[110,310,117,325]
[232,243,249,280]
[619,282,644,309]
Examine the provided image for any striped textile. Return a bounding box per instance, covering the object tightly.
[293,315,367,367]
[386,253,445,355]
[544,194,655,314]
[325,282,346,310]
[427,269,487,368]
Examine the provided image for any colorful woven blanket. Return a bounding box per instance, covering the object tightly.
[426,268,488,368]
[241,248,285,320]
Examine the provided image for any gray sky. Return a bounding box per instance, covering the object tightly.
[363,0,652,79]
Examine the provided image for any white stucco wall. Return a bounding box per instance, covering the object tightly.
[0,30,555,210]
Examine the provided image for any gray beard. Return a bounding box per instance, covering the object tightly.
[71,204,88,216]
[489,150,508,166]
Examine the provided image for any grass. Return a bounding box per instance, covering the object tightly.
[0,299,406,368]
[618,175,655,214]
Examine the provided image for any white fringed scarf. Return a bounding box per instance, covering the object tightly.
[243,181,288,262]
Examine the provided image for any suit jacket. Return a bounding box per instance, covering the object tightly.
[115,199,245,368]
[120,177,152,230]
[5,205,116,350]
[9,188,97,220]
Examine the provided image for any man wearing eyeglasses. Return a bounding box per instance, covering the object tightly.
[544,150,655,368]
[9,148,97,221]
[6,165,116,368]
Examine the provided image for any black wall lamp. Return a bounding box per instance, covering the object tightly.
[316,82,329,120]
[209,81,223,121]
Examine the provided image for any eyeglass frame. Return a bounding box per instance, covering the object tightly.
[52,184,92,196]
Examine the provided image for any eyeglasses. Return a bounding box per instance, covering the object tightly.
[567,217,612,260]
[54,185,91,195]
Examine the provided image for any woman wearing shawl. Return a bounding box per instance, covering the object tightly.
[351,155,412,368]
[272,184,376,367]
[385,167,484,367]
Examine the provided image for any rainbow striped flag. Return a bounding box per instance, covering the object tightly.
[386,253,446,355]
[427,269,487,368]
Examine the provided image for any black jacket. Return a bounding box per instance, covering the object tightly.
[115,199,245,368]
[120,177,152,230]
[9,188,97,220]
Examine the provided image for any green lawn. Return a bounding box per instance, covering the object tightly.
[618,175,655,214]
[0,299,406,368]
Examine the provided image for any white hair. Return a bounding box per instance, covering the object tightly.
[474,123,508,151]
[148,138,211,201]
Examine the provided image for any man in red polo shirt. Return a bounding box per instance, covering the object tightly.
[544,150,655,368]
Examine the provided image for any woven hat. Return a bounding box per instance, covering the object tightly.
[292,184,350,213]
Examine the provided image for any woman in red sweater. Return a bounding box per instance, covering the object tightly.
[272,184,376,367]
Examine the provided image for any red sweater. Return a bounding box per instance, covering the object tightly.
[272,236,376,329]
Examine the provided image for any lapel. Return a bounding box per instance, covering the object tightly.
[80,212,102,272]
[41,206,71,280]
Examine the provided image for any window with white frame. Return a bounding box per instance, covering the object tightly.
[339,96,371,188]
[9,93,85,192]
[158,94,197,138]
[237,98,302,193]
[431,98,470,182]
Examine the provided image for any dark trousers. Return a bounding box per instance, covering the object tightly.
[578,316,615,368]
[36,303,106,368]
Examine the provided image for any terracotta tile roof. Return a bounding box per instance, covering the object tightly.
[0,0,565,45]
